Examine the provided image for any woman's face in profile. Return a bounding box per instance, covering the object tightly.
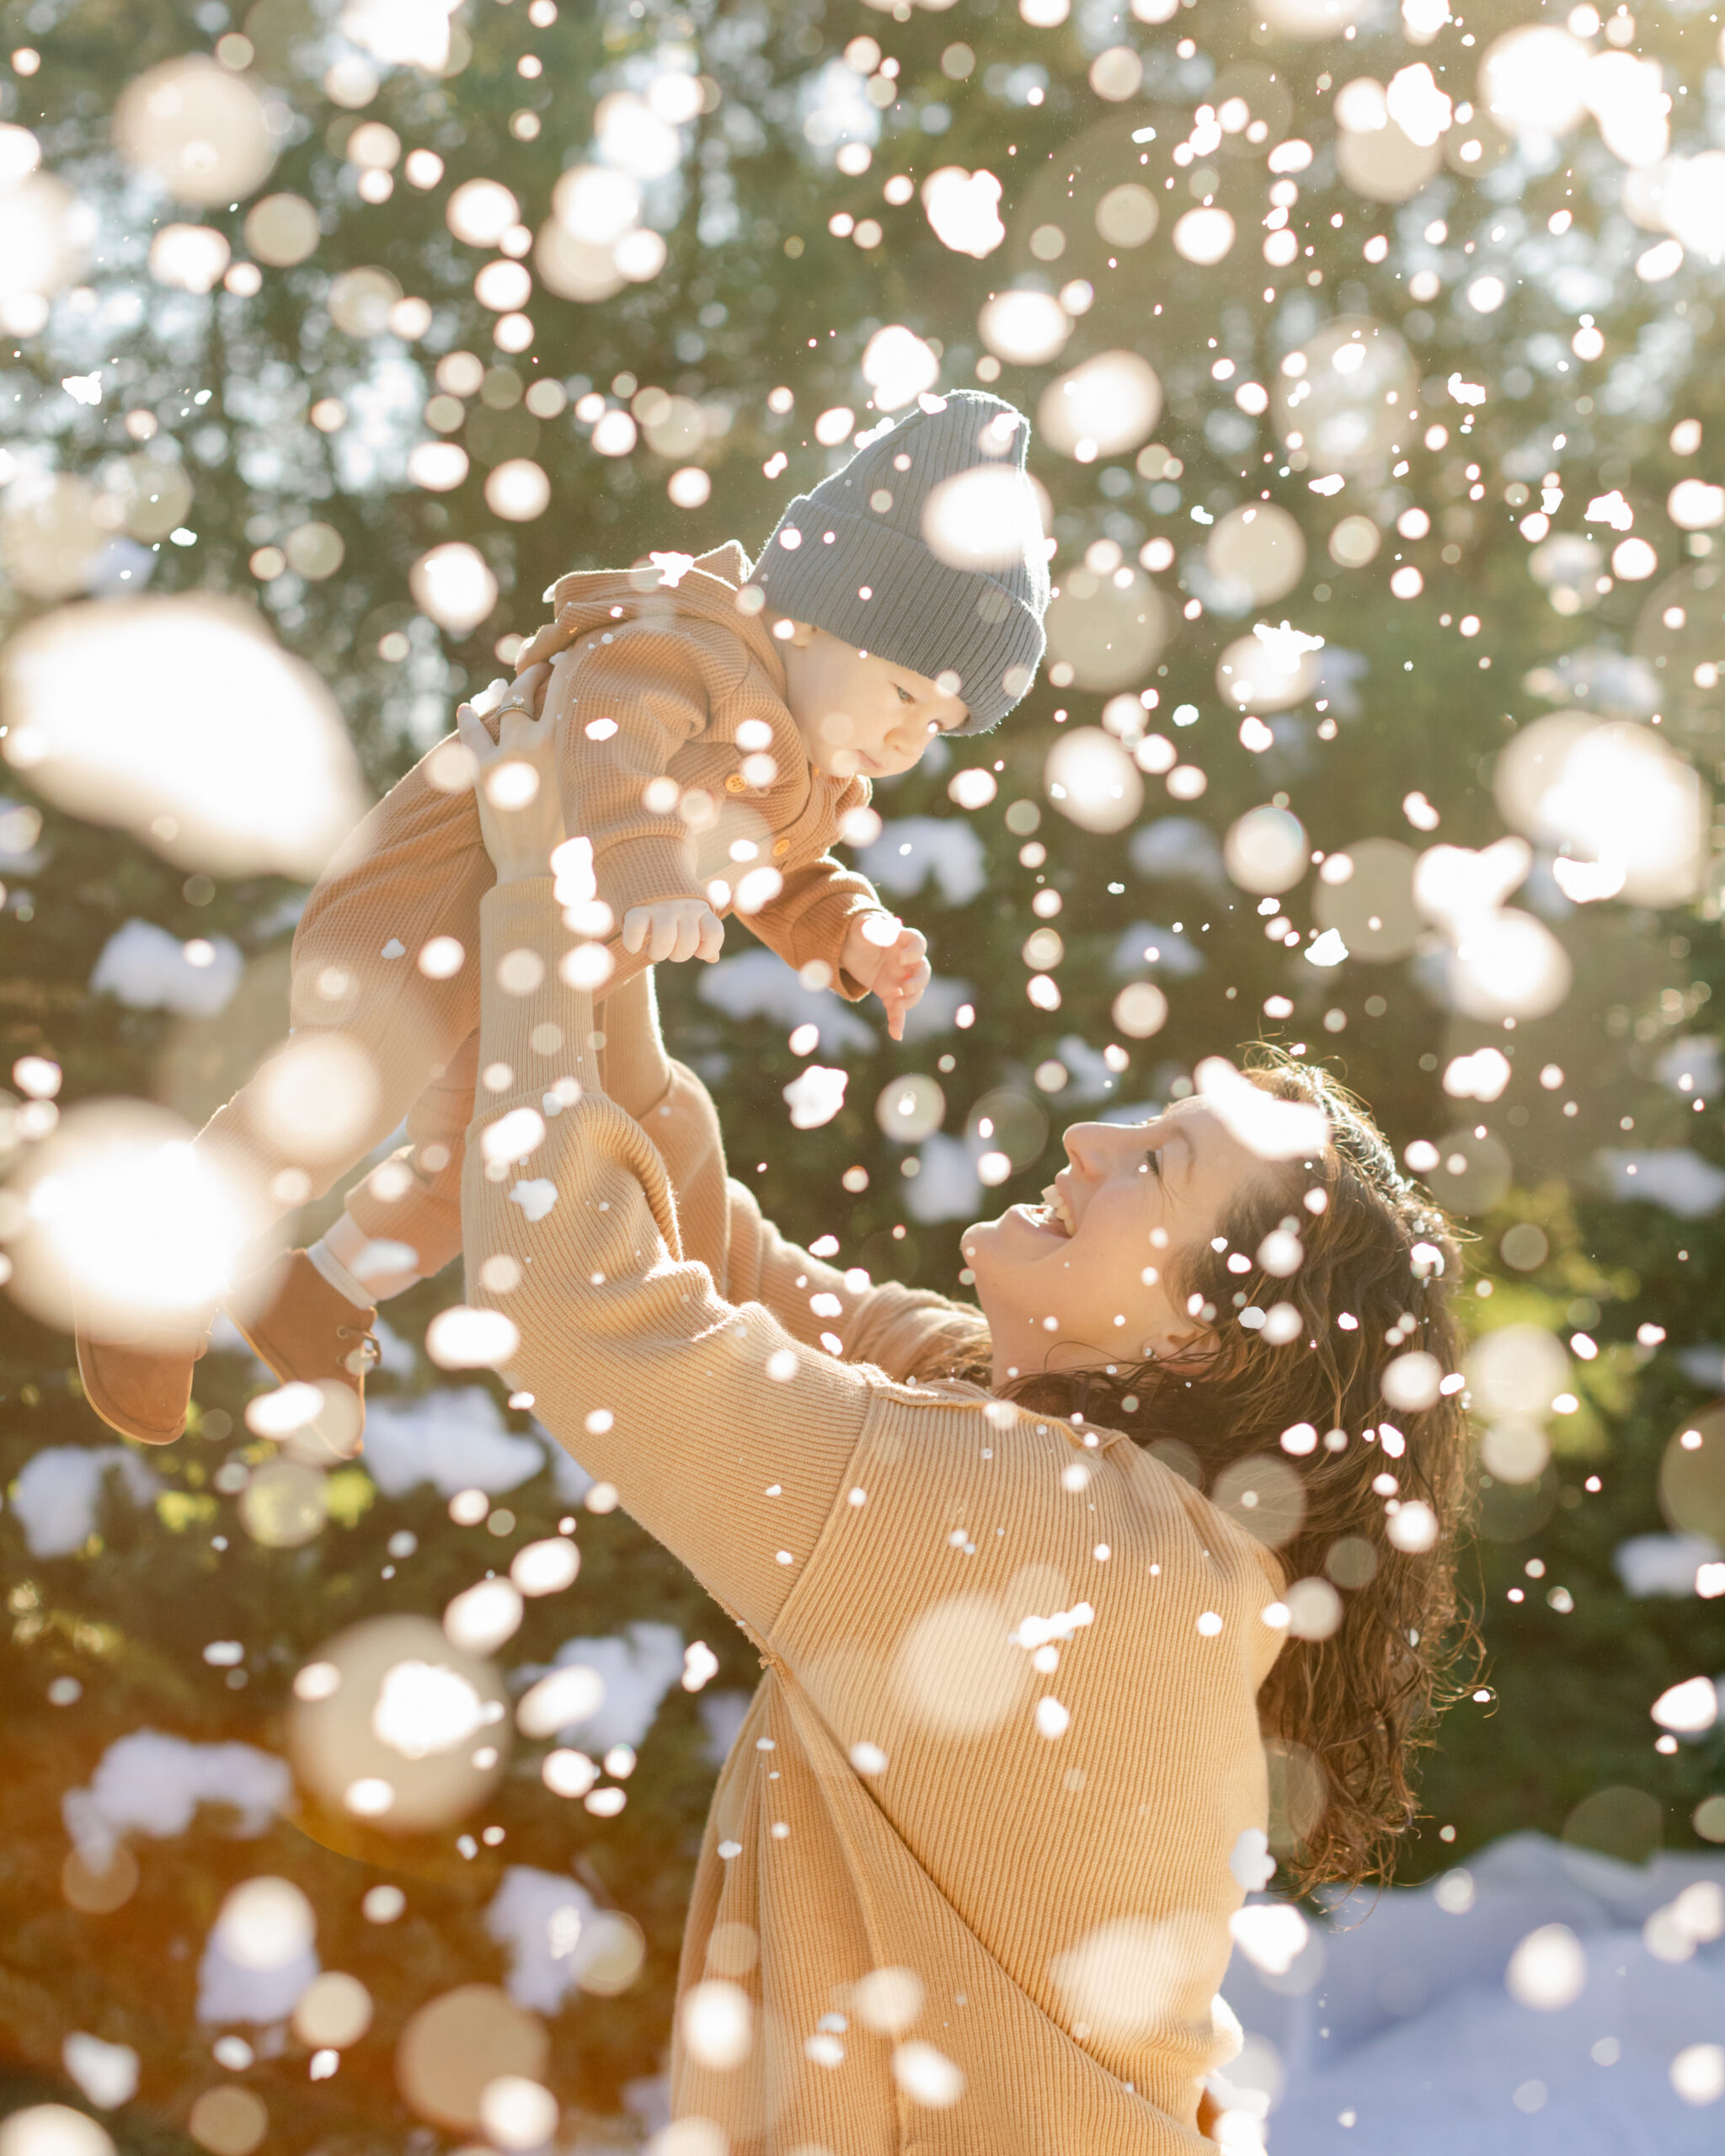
[963,1101,1276,1373]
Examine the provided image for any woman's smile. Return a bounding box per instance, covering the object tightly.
[965,1106,1279,1384]
[1001,1168,1081,1245]
[1010,1198,1070,1241]
[1028,1173,1078,1238]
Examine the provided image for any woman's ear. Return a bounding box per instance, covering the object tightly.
[1143,1321,1217,1369]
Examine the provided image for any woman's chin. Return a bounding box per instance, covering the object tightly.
[963,1208,1013,1251]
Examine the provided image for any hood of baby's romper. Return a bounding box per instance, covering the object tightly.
[538,542,782,674]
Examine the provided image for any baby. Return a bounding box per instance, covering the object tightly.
[75,387,1050,1452]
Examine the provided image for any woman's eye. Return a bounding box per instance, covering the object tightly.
[1146,1150,1162,1178]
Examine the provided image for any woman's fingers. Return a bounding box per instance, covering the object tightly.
[505,686,552,745]
[512,659,551,719]
[512,625,556,675]
[498,701,541,756]
[455,701,486,758]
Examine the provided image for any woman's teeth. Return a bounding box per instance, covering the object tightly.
[1038,1186,1075,1236]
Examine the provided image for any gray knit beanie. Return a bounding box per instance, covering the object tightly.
[748,388,1049,734]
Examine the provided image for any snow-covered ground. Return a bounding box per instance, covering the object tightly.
[1220,1832,1725,2152]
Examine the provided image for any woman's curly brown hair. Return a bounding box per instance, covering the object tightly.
[976,1049,1478,1893]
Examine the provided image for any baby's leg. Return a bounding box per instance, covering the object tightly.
[83,708,563,1444]
[192,728,495,1243]
[328,1030,478,1298]
[221,654,651,1301]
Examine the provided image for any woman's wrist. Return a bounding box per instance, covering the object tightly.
[457,685,565,880]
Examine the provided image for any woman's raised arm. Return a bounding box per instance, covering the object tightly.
[723,1185,989,1385]
[598,969,989,1383]
[455,691,873,1640]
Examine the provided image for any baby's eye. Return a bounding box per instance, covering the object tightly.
[895,685,914,704]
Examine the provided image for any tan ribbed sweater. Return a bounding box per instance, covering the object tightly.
[196,543,883,1279]
[464,881,1285,2154]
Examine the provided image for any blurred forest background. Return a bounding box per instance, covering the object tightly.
[3,0,1725,2147]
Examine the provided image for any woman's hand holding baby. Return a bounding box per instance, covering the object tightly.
[457,662,567,883]
[842,912,931,1042]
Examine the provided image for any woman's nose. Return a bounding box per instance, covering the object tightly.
[1062,1123,1111,1177]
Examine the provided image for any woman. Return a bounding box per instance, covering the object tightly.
[455,680,1471,2153]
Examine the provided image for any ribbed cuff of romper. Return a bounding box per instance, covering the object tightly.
[306,1239,374,1311]
[770,883,884,999]
[590,832,706,921]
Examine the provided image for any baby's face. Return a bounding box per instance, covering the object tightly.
[777,623,970,780]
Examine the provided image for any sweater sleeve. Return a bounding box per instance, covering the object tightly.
[594,966,988,1382]
[463,880,874,1638]
[553,622,713,921]
[592,968,737,1290]
[722,1177,991,1384]
[745,854,888,1001]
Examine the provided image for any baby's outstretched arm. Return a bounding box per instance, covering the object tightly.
[841,912,931,1043]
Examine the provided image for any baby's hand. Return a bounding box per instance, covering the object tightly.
[842,912,930,1043]
[621,897,725,964]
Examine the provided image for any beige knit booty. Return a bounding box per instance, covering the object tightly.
[76,1305,211,1446]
